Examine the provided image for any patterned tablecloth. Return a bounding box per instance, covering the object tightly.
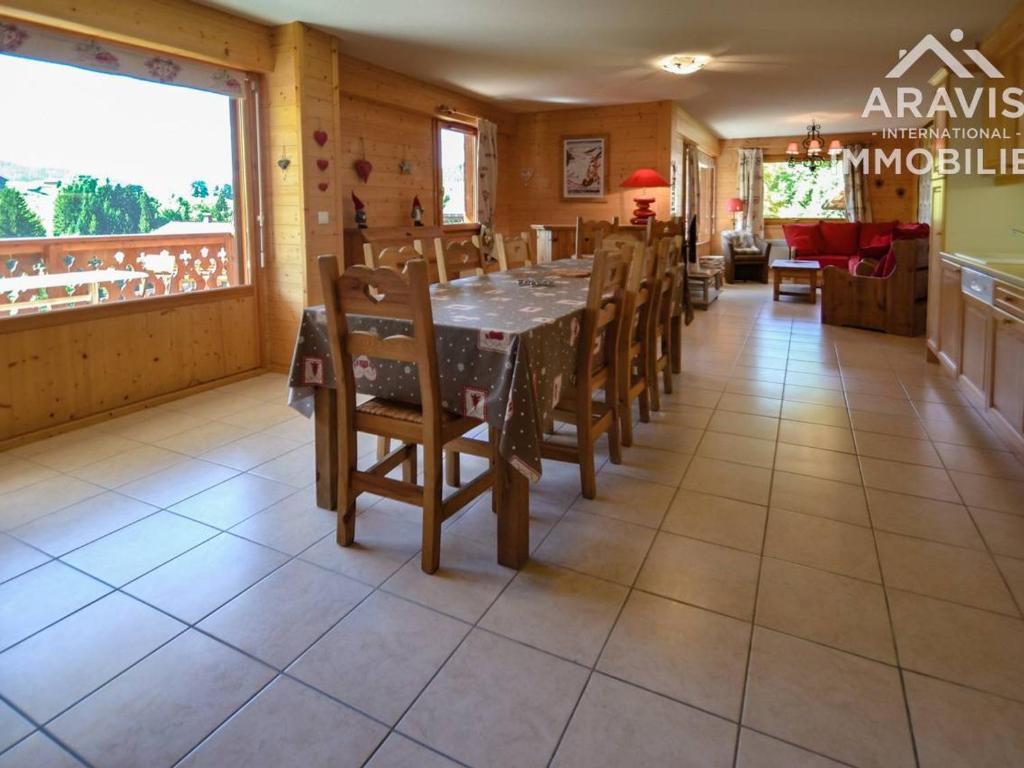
[288,263,595,481]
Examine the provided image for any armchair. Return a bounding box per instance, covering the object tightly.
[721,230,771,283]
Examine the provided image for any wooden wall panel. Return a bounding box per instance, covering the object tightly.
[0,293,259,440]
[714,133,919,251]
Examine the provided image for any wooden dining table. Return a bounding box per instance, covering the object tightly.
[287,261,595,569]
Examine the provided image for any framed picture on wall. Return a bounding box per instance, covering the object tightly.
[562,135,609,200]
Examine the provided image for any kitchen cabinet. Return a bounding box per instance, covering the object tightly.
[926,178,945,355]
[937,259,963,372]
[991,313,1024,436]
[959,295,991,404]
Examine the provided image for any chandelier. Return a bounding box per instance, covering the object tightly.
[787,120,842,173]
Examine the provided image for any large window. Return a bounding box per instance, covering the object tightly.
[763,161,846,220]
[437,121,477,225]
[0,51,248,317]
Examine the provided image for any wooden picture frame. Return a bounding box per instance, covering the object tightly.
[562,134,609,201]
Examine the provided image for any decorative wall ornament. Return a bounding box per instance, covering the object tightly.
[318,182,329,192]
[316,159,329,171]
[411,196,424,226]
[562,135,609,200]
[277,147,291,177]
[354,137,372,182]
[399,158,412,174]
[352,192,367,228]
[520,168,534,186]
[313,129,328,146]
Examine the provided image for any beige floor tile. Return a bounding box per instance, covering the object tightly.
[300,506,422,587]
[169,474,298,530]
[914,400,984,424]
[780,401,850,428]
[756,558,894,663]
[0,732,81,768]
[480,562,627,665]
[551,673,736,768]
[736,728,848,767]
[971,507,1024,559]
[876,532,1017,615]
[866,489,984,549]
[860,457,960,502]
[934,442,1024,480]
[922,417,1006,449]
[843,377,907,398]
[125,533,288,623]
[0,534,49,584]
[179,676,385,768]
[10,492,157,557]
[846,392,916,417]
[777,420,854,453]
[598,591,749,718]
[153,421,254,457]
[682,456,772,505]
[0,458,58,496]
[447,494,556,553]
[850,410,928,439]
[726,378,784,398]
[661,489,766,553]
[0,699,33,753]
[626,421,703,455]
[697,431,776,469]
[0,592,183,722]
[764,508,880,582]
[733,365,787,384]
[199,559,370,668]
[785,371,844,391]
[399,629,588,768]
[290,591,468,725]
[69,445,188,489]
[950,471,1024,515]
[647,402,714,429]
[117,458,238,509]
[905,671,1024,768]
[707,410,780,440]
[659,386,722,409]
[248,443,317,488]
[366,734,461,768]
[384,532,516,622]
[600,443,691,486]
[48,630,274,768]
[782,385,847,408]
[888,590,1024,701]
[25,432,139,473]
[998,555,1024,607]
[854,431,942,467]
[62,511,218,587]
[569,471,675,528]
[217,402,304,431]
[534,509,655,585]
[0,476,105,532]
[636,531,760,619]
[787,360,841,377]
[774,443,862,485]
[718,393,782,418]
[770,471,868,526]
[229,487,338,556]
[201,433,304,472]
[743,628,915,768]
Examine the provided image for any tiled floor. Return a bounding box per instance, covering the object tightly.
[2,283,1024,767]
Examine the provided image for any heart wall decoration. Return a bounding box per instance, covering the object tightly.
[313,129,328,146]
[318,182,329,192]
[317,159,329,171]
[354,158,373,183]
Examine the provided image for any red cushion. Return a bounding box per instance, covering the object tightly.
[859,221,895,248]
[819,222,860,255]
[848,256,863,275]
[872,246,897,277]
[782,223,824,254]
[796,254,850,270]
[894,222,929,240]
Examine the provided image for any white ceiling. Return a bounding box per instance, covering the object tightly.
[201,0,1016,138]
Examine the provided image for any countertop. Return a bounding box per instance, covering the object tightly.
[940,251,1024,291]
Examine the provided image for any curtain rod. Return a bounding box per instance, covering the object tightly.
[436,104,479,121]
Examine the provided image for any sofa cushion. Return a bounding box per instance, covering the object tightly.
[872,246,897,278]
[782,223,824,255]
[857,221,895,259]
[894,222,930,240]
[819,221,860,255]
[733,246,762,255]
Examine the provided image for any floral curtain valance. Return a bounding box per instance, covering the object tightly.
[0,18,247,98]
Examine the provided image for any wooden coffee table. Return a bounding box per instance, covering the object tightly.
[771,259,820,304]
[687,265,723,309]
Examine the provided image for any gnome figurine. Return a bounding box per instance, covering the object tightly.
[352,192,367,229]
[411,195,424,227]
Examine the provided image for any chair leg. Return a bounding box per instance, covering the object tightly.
[670,316,682,374]
[620,379,634,449]
[376,436,390,460]
[489,426,500,514]
[403,444,418,483]
[421,450,443,574]
[445,450,461,487]
[647,336,661,413]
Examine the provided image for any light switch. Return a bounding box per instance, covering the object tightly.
[317,211,329,225]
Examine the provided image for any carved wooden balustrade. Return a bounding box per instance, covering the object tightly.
[0,229,240,316]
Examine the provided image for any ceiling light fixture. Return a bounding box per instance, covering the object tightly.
[660,54,710,75]
[787,120,843,173]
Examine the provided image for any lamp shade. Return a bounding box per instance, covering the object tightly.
[828,139,843,154]
[725,197,744,213]
[621,168,671,189]
[786,141,800,156]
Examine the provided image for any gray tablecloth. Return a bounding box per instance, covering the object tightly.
[288,263,593,480]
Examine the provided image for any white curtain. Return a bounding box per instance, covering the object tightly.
[737,148,764,238]
[843,143,872,222]
[477,119,498,252]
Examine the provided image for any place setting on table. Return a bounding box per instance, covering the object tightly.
[287,259,597,570]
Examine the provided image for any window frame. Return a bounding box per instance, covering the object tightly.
[0,52,260,331]
[761,156,848,224]
[433,118,478,229]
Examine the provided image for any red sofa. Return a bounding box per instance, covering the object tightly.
[782,221,929,275]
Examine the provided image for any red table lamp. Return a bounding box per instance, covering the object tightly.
[725,197,744,229]
[621,168,671,225]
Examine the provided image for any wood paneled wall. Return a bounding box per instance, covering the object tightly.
[714,133,920,250]
[501,101,675,234]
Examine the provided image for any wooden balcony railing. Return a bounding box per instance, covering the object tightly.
[0,229,240,316]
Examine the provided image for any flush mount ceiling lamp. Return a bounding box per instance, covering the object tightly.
[660,54,711,75]
[786,120,843,173]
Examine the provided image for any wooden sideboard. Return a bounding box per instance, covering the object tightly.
[930,252,1024,456]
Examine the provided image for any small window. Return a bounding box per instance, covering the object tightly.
[763,161,846,220]
[437,121,477,225]
[0,53,249,318]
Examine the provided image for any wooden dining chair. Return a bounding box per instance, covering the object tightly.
[494,232,534,271]
[433,236,486,283]
[573,217,619,259]
[601,230,643,255]
[364,240,442,283]
[618,243,664,446]
[650,236,683,410]
[317,256,495,573]
[645,217,683,245]
[541,248,630,498]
